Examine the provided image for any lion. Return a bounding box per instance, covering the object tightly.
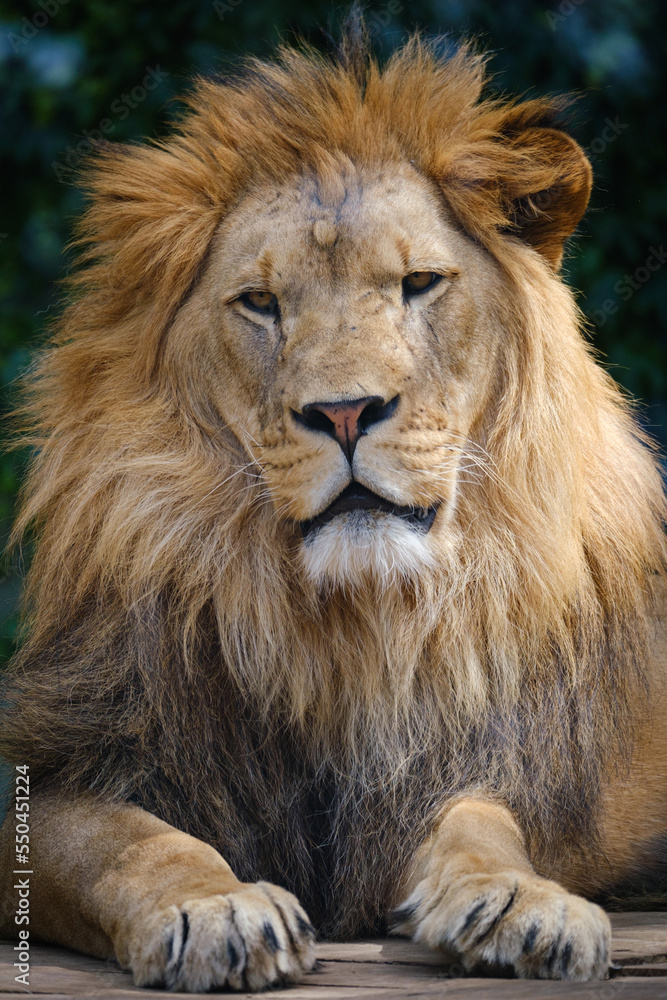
[1,19,666,992]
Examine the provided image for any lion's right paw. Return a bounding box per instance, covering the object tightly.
[129,881,316,992]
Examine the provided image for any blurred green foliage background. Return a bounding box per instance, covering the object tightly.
[1,0,665,662]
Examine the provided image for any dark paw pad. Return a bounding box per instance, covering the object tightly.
[295,913,316,939]
[522,923,540,954]
[262,922,280,953]
[388,900,419,927]
[544,933,563,974]
[227,939,241,971]
[461,899,487,933]
[558,940,573,977]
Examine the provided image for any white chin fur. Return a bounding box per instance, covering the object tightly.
[299,510,436,590]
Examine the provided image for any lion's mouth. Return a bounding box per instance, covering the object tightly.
[300,483,438,538]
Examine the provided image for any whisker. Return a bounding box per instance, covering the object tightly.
[199,461,262,504]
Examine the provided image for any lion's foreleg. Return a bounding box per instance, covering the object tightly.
[0,791,315,991]
[390,797,610,980]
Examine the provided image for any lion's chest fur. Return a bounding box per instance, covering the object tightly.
[117,670,607,939]
[1,557,647,940]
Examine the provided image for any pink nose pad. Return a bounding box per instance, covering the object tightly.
[312,399,373,462]
[294,395,399,463]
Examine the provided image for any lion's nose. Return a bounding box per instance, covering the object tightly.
[293,395,399,463]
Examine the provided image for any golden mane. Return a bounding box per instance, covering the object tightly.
[2,29,666,938]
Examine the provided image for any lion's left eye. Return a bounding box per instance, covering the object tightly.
[240,291,279,315]
[402,271,441,296]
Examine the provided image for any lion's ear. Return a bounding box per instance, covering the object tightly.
[502,127,592,268]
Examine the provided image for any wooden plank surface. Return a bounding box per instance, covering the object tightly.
[1,913,666,998]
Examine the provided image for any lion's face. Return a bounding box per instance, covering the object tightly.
[171,163,507,587]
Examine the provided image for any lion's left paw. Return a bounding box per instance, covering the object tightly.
[389,870,610,981]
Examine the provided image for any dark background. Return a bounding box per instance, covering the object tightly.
[1,0,665,662]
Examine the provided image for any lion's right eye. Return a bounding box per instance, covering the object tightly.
[239,291,279,315]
